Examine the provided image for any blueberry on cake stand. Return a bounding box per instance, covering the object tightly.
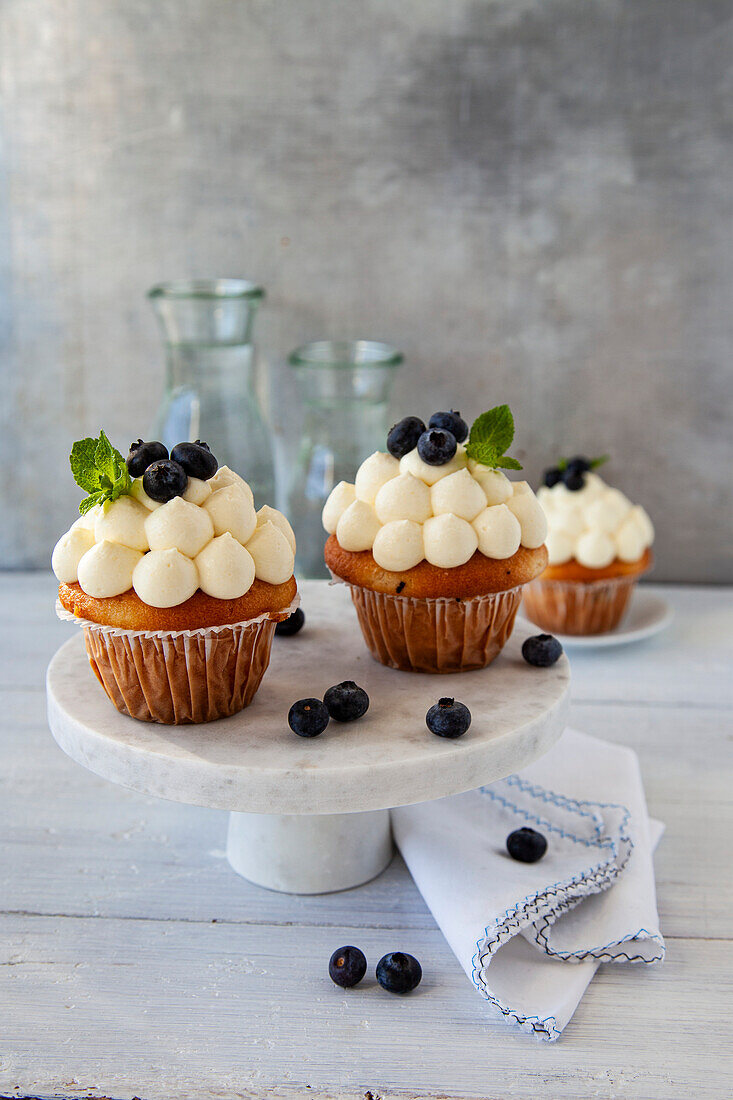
[46,580,570,895]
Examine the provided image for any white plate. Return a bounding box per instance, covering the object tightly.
[519,588,674,649]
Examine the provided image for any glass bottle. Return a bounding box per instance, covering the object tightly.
[284,340,403,578]
[148,279,275,505]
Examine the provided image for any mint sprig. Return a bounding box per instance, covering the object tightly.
[70,430,132,514]
[465,404,523,471]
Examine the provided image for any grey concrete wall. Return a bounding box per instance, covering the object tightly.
[1,0,731,580]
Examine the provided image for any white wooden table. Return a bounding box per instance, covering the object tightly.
[1,574,732,1100]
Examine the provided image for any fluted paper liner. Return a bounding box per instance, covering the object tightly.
[337,581,522,673]
[56,597,299,724]
[522,575,638,635]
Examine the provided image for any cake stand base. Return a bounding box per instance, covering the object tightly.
[226,809,393,894]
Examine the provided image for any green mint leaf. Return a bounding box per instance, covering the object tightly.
[70,438,102,494]
[494,455,523,471]
[79,491,104,516]
[557,457,568,472]
[95,430,116,481]
[465,403,522,469]
[590,454,609,470]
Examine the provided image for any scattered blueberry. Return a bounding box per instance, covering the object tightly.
[563,469,585,491]
[426,697,472,739]
[543,466,563,488]
[417,428,457,466]
[142,459,188,502]
[275,607,305,636]
[566,455,591,474]
[506,826,548,863]
[288,698,330,738]
[521,634,563,668]
[387,416,426,459]
[328,945,367,988]
[323,681,370,723]
[170,440,218,480]
[376,952,422,994]
[428,410,468,443]
[126,439,168,477]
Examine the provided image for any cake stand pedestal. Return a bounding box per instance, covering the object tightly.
[46,580,570,894]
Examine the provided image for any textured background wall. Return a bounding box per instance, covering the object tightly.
[1,0,731,579]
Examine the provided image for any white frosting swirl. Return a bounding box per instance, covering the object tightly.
[336,500,381,552]
[245,521,295,584]
[52,527,96,583]
[94,496,149,552]
[145,497,214,559]
[372,520,424,571]
[423,513,478,568]
[132,548,198,608]
[355,451,400,504]
[77,540,144,598]
[195,533,255,599]
[58,464,296,607]
[374,473,431,525]
[204,484,257,544]
[323,447,547,571]
[537,473,654,567]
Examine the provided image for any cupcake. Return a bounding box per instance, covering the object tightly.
[322,406,548,673]
[522,455,654,635]
[52,432,297,723]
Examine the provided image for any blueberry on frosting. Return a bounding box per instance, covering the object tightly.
[387,416,426,460]
[428,410,468,443]
[126,439,168,477]
[143,459,188,503]
[417,428,457,466]
[170,440,218,481]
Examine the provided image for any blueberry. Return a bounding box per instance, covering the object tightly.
[126,439,168,477]
[328,945,367,988]
[376,952,422,994]
[426,697,471,739]
[275,608,305,636]
[417,429,457,466]
[428,410,468,443]
[288,698,330,738]
[543,467,563,488]
[323,680,369,722]
[506,826,548,863]
[387,416,426,459]
[170,440,218,480]
[563,470,585,491]
[142,459,188,502]
[522,634,563,668]
[566,455,591,474]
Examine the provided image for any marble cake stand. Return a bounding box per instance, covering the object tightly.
[46,580,570,895]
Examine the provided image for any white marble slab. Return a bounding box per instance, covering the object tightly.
[46,580,569,815]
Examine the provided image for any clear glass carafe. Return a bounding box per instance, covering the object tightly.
[148,279,275,505]
[285,340,403,578]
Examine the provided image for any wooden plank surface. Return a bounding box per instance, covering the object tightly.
[1,575,732,1099]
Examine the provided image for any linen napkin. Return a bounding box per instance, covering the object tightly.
[391,728,665,1039]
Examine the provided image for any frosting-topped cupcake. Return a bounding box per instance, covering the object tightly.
[524,455,654,635]
[323,406,548,672]
[54,432,297,722]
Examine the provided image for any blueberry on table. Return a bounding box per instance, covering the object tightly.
[506,826,548,863]
[426,697,472,739]
[288,698,330,738]
[275,608,305,636]
[170,440,218,480]
[387,416,427,459]
[142,459,188,502]
[126,439,169,477]
[329,945,367,988]
[522,634,563,668]
[323,681,369,722]
[376,952,422,994]
[417,428,457,466]
[563,470,585,491]
[428,409,468,443]
[543,466,563,488]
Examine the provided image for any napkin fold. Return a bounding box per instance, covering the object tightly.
[392,728,665,1039]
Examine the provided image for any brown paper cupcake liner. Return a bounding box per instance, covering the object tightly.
[57,598,299,724]
[522,575,637,635]
[337,580,523,673]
